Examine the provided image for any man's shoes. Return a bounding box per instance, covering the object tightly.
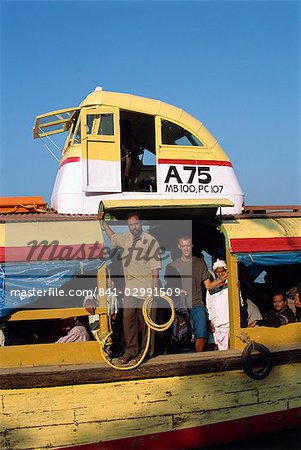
[117,353,133,365]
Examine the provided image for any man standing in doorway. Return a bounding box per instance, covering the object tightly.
[99,212,161,364]
[170,236,225,352]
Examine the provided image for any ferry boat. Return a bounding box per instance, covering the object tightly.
[0,88,300,449]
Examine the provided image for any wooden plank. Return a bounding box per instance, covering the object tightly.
[1,407,74,430]
[244,205,301,213]
[1,345,301,389]
[2,415,173,450]
[172,398,288,430]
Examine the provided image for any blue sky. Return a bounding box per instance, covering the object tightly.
[1,0,300,205]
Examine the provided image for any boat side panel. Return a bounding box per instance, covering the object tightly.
[1,363,300,449]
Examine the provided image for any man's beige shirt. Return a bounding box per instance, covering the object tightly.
[111,231,161,298]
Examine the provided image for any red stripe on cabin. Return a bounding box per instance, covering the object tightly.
[231,237,301,252]
[158,159,233,167]
[63,406,301,450]
[58,157,232,168]
[58,157,81,170]
[0,243,104,263]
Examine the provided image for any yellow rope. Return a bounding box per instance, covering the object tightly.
[94,293,175,371]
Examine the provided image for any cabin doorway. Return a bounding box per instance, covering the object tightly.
[120,111,156,192]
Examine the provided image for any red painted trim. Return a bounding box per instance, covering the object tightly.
[58,157,232,169]
[158,158,233,167]
[62,407,301,449]
[58,157,81,170]
[0,243,104,262]
[231,237,301,252]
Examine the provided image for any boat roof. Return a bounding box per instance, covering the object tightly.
[80,89,206,137]
[221,216,301,253]
[34,89,219,148]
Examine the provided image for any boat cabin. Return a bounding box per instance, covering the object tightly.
[33,88,244,215]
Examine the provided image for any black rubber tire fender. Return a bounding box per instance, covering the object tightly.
[242,341,273,380]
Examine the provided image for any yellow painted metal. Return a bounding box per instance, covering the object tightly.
[0,341,103,368]
[4,219,102,248]
[226,250,241,349]
[101,198,234,212]
[97,264,110,337]
[7,308,103,321]
[61,144,81,159]
[235,322,301,350]
[81,106,120,162]
[1,363,300,448]
[157,146,214,160]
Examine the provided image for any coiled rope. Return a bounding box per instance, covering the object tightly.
[93,293,175,371]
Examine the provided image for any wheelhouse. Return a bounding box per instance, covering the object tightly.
[33,88,244,215]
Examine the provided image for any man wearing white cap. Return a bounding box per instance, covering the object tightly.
[206,260,229,350]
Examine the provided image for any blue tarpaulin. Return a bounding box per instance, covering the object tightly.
[236,252,301,267]
[0,259,104,318]
[236,252,301,279]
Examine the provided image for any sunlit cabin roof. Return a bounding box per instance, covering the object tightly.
[221,216,301,253]
[80,90,220,150]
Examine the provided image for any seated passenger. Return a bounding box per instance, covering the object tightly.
[248,291,295,328]
[287,284,301,322]
[206,260,229,351]
[55,318,91,343]
[246,299,262,324]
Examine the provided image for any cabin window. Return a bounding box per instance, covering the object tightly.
[86,114,114,136]
[67,113,81,146]
[98,114,114,135]
[74,119,81,143]
[87,115,94,134]
[161,119,204,146]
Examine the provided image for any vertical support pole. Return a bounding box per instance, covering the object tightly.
[97,264,109,338]
[226,250,241,349]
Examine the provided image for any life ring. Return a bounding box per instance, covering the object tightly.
[242,341,273,380]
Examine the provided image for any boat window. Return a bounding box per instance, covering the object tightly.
[86,114,114,136]
[74,119,81,143]
[39,111,74,125]
[87,115,95,134]
[34,108,80,139]
[67,112,81,146]
[98,114,114,135]
[161,119,204,146]
[143,149,156,166]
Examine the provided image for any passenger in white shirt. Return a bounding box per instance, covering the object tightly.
[206,260,229,351]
